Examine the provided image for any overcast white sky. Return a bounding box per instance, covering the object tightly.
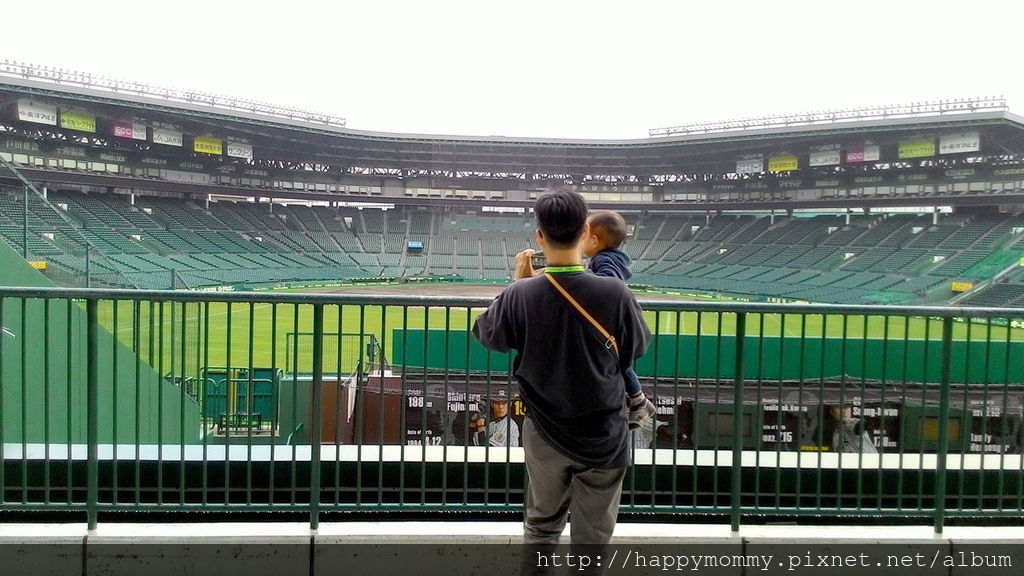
[2,1,1022,139]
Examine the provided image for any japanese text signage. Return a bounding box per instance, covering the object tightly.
[809,146,841,167]
[194,136,223,155]
[226,141,253,160]
[736,157,763,174]
[113,121,147,140]
[939,132,980,154]
[16,99,57,126]
[59,109,96,133]
[898,139,936,159]
[153,126,183,147]
[846,144,880,163]
[768,155,799,172]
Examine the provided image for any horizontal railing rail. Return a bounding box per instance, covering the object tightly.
[1,285,1023,532]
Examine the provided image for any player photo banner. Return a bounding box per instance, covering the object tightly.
[194,136,223,155]
[898,138,936,159]
[846,144,880,163]
[809,146,841,167]
[113,121,147,140]
[768,155,799,172]
[153,125,183,147]
[939,131,980,154]
[16,99,57,126]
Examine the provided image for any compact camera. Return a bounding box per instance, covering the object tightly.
[530,251,547,269]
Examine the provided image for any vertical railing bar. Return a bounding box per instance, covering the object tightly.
[796,313,808,513]
[355,305,366,507]
[268,303,277,507]
[20,298,27,506]
[68,300,75,507]
[692,310,702,510]
[815,312,826,513]
[179,301,188,507]
[836,313,849,512]
[648,310,662,511]
[919,315,932,513]
[202,302,210,507]
[934,316,954,534]
[110,300,118,506]
[713,312,723,510]
[671,310,682,511]
[878,313,891,510]
[334,305,343,506]
[442,306,451,507]
[135,302,144,506]
[290,305,299,506]
[86,298,99,531]
[157,301,165,507]
[246,302,255,507]
[983,318,996,513]
[753,312,765,513]
[380,305,389,507]
[421,306,429,507]
[482,309,493,507]
[856,313,869,511]
[44,299,52,505]
[730,312,746,533]
[462,305,471,508]
[399,305,409,507]
[958,320,973,512]
[897,315,910,512]
[773,312,783,511]
[310,303,324,531]
[223,302,232,506]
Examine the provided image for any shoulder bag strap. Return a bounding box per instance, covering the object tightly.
[543,273,619,356]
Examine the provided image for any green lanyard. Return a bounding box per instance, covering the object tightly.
[543,265,585,274]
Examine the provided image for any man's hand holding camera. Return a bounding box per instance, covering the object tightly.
[514,248,542,280]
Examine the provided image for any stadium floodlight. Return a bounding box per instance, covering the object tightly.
[648,97,1008,137]
[0,60,347,128]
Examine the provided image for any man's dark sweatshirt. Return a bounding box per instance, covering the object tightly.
[472,271,650,468]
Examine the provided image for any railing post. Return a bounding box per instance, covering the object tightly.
[731,312,746,533]
[87,298,99,532]
[934,316,954,534]
[309,303,324,531]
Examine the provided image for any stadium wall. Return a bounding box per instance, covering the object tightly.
[391,329,1024,384]
[0,241,200,443]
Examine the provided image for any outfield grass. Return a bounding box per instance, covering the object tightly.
[94,290,1024,375]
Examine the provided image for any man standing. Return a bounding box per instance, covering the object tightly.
[472,189,650,573]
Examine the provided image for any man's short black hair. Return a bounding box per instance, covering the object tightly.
[534,188,589,248]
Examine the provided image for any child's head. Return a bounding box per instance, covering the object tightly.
[583,210,627,257]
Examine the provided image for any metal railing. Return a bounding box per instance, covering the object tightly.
[1,285,1023,532]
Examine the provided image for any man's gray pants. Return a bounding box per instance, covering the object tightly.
[519,418,626,575]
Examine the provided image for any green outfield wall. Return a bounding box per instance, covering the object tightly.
[391,329,1024,384]
[0,242,201,443]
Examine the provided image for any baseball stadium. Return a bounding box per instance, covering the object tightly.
[2,59,1024,571]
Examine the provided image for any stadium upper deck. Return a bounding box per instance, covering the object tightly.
[3,63,1024,211]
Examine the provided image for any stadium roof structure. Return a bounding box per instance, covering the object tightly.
[3,62,1024,210]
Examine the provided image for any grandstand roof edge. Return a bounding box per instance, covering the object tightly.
[3,76,1022,149]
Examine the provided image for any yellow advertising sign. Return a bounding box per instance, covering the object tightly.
[768,155,799,172]
[59,110,96,133]
[193,136,223,155]
[29,260,48,270]
[898,139,935,159]
[951,282,974,292]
